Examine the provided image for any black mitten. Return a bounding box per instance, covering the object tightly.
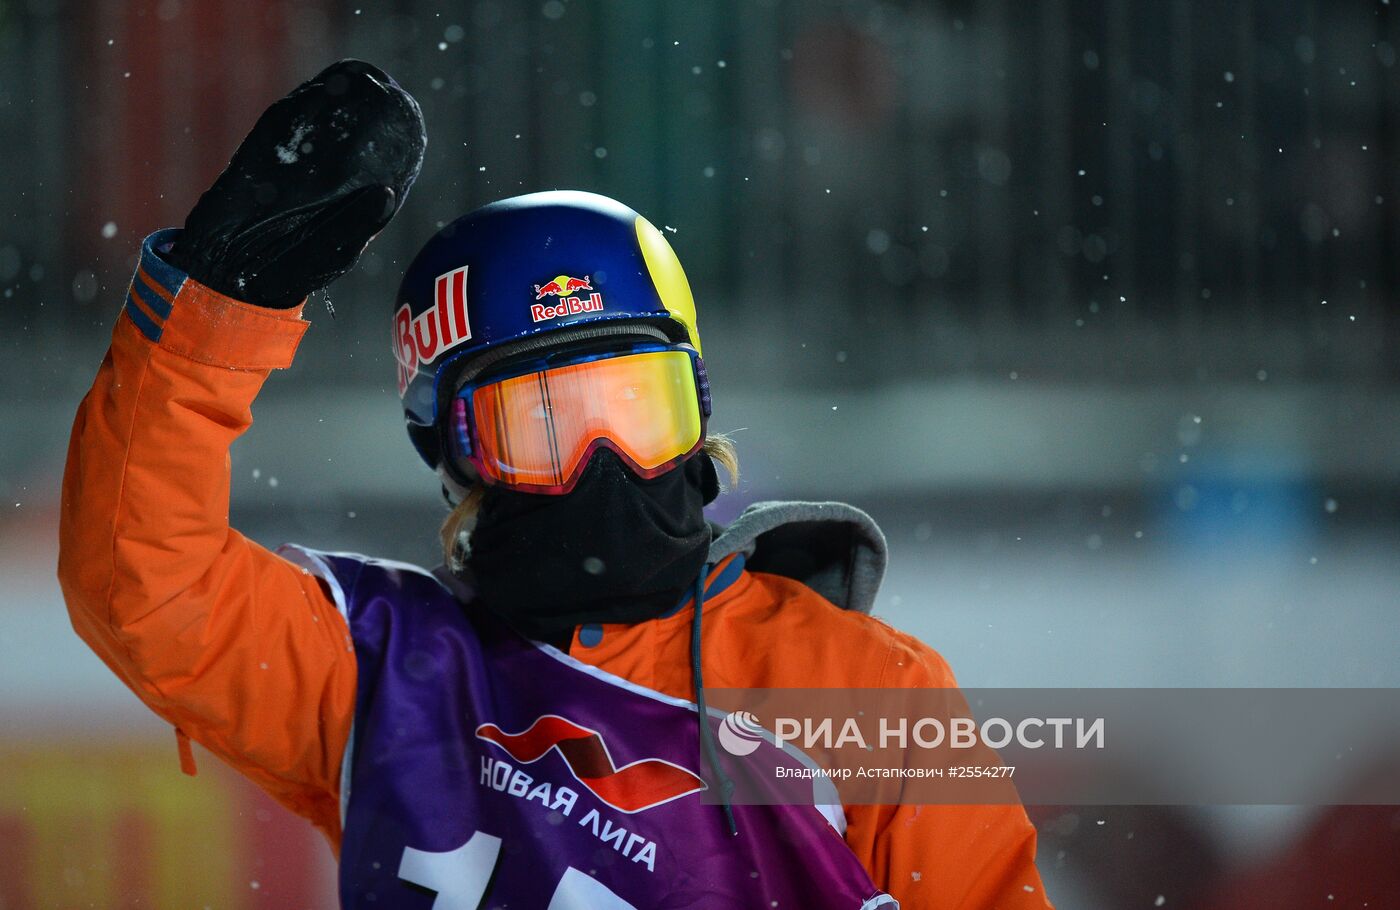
[166,59,426,308]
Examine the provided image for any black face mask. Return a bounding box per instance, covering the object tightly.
[463,449,717,641]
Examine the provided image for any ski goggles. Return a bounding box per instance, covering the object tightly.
[448,343,711,494]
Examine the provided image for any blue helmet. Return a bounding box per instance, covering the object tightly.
[393,191,704,475]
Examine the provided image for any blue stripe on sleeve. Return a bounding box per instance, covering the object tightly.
[130,275,173,320]
[125,292,164,342]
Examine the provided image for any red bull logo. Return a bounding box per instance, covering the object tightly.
[534,274,592,299]
[531,273,604,323]
[395,265,472,397]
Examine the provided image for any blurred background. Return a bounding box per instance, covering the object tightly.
[2,0,1399,906]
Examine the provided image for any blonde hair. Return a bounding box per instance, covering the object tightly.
[441,434,739,572]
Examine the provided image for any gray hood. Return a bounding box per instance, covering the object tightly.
[707,501,888,615]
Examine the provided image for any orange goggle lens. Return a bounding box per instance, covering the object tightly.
[461,349,704,493]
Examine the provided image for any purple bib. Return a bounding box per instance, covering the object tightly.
[283,548,895,910]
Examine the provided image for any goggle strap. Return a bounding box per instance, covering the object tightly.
[696,356,712,418]
[453,324,673,388]
[451,397,473,457]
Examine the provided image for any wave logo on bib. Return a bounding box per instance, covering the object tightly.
[717,711,766,757]
[476,714,705,813]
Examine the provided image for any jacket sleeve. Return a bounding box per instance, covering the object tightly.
[844,633,1053,909]
[56,229,357,847]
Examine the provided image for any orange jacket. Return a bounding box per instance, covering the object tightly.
[57,232,1052,909]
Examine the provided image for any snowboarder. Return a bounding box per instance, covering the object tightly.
[58,60,1050,908]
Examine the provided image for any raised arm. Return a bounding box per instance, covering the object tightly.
[56,60,425,847]
[58,236,355,840]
